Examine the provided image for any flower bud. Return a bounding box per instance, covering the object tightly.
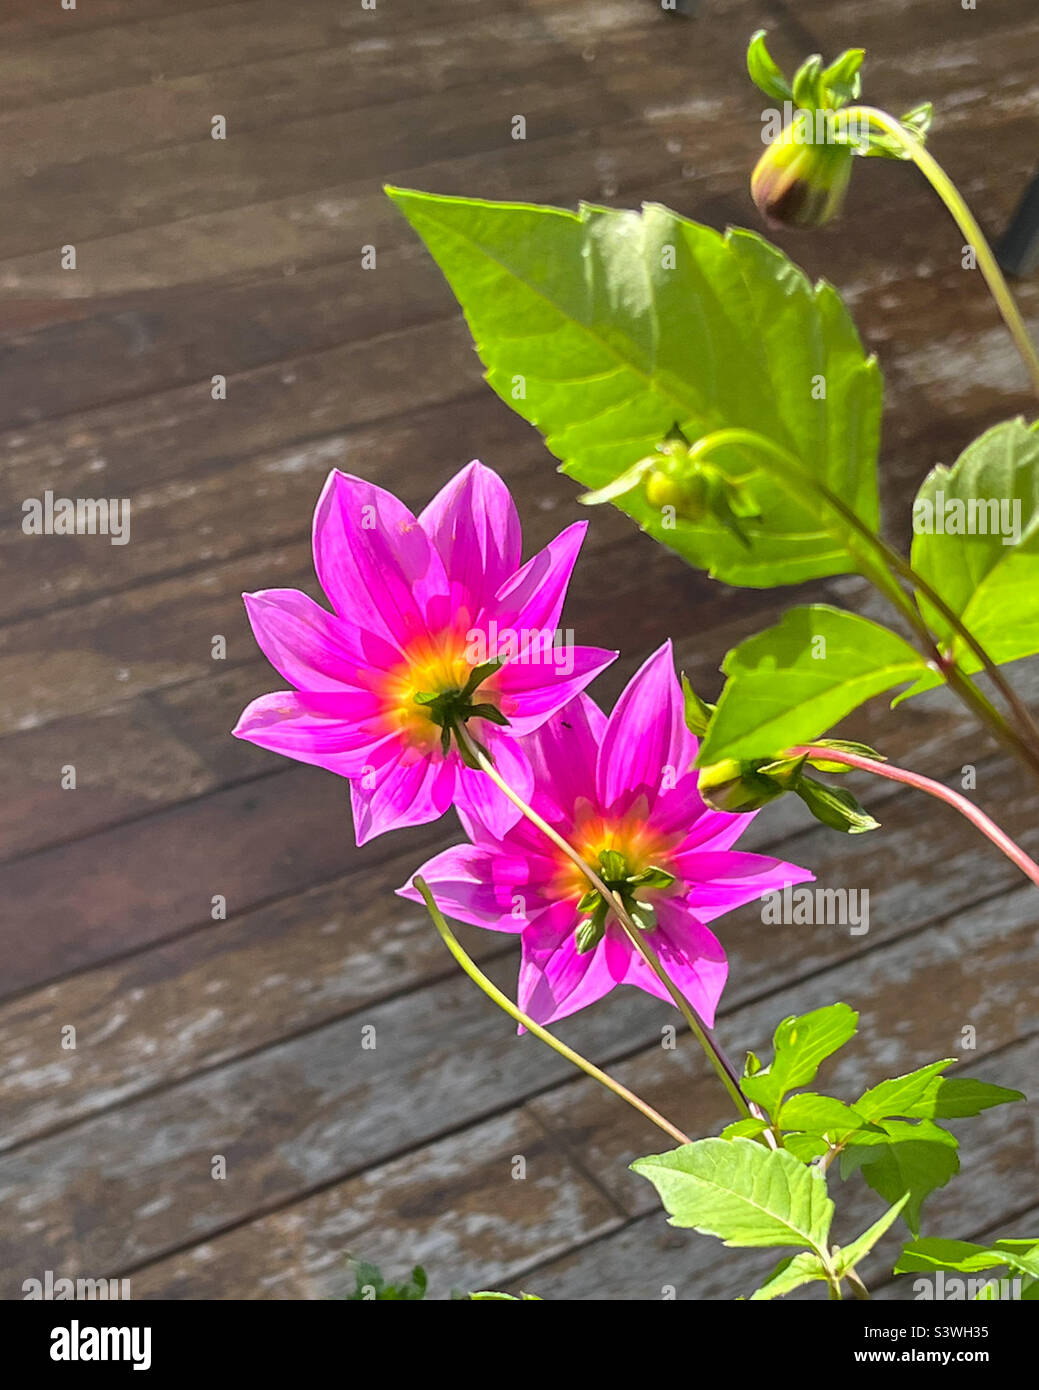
[697,758,784,813]
[751,110,854,228]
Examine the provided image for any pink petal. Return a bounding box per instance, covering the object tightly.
[242,588,395,693]
[397,844,552,933]
[517,901,617,1026]
[454,726,534,839]
[313,470,451,648]
[604,899,728,1026]
[349,742,455,845]
[417,460,522,614]
[494,645,617,736]
[491,521,588,635]
[232,690,386,776]
[678,851,814,924]
[514,695,606,825]
[597,641,697,815]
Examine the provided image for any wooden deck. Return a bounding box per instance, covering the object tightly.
[1,0,1037,1300]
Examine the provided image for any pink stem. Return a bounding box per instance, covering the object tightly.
[793,746,1039,891]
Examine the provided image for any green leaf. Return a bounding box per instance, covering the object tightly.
[896,1237,1039,1282]
[902,418,1039,698]
[778,1093,866,1140]
[720,1117,770,1141]
[835,1194,911,1275]
[900,1077,1025,1120]
[697,606,927,764]
[782,1132,830,1162]
[854,1060,957,1122]
[630,1137,833,1252]
[749,1251,830,1301]
[847,1126,959,1235]
[386,188,882,588]
[741,1004,858,1118]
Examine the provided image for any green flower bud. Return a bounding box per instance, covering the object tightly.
[645,465,709,520]
[751,110,854,228]
[697,758,785,813]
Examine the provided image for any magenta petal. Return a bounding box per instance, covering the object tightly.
[397,844,550,932]
[454,727,533,839]
[605,900,728,1026]
[313,470,450,647]
[491,521,588,634]
[243,589,394,693]
[417,460,522,614]
[349,743,455,845]
[597,641,696,813]
[510,695,606,825]
[517,901,616,1026]
[679,851,814,924]
[495,645,617,736]
[232,690,386,775]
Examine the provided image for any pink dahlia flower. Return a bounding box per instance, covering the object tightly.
[233,462,616,844]
[399,643,813,1026]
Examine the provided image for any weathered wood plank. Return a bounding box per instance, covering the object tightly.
[0,951,658,1290]
[124,1108,624,1300]
[0,0,502,112]
[10,897,1029,1298]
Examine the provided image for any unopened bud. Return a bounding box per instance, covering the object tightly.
[697,758,785,813]
[751,110,854,228]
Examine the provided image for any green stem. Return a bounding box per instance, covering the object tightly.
[850,105,1039,399]
[413,876,692,1147]
[681,429,1039,782]
[846,1269,872,1301]
[453,723,761,1130]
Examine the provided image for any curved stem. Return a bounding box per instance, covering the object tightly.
[454,723,761,1129]
[683,429,1039,782]
[414,876,692,1147]
[850,105,1039,398]
[794,745,1039,890]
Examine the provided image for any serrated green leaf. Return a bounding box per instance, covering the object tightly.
[900,1077,1025,1120]
[900,419,1039,699]
[749,1251,830,1300]
[849,1130,960,1235]
[835,1194,910,1275]
[854,1060,957,1122]
[631,1137,834,1252]
[697,606,927,764]
[741,1004,859,1118]
[386,187,882,589]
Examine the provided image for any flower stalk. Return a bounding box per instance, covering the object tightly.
[848,105,1039,399]
[793,744,1039,890]
[413,875,692,1146]
[453,723,766,1132]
